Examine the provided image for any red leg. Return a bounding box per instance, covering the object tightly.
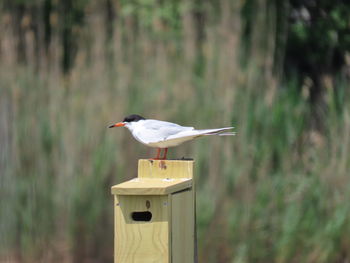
[162,148,168,160]
[155,148,161,159]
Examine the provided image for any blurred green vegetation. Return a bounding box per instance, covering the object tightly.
[0,0,350,262]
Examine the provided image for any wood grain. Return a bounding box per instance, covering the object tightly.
[115,195,169,263]
[171,190,194,263]
[111,178,192,195]
[138,159,194,179]
[112,160,196,263]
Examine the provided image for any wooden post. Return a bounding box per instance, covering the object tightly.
[111,159,195,263]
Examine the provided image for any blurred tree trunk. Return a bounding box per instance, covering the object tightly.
[60,0,86,74]
[61,0,74,74]
[43,0,52,54]
[104,0,116,64]
[105,0,116,43]
[273,0,289,83]
[28,4,41,71]
[12,4,26,64]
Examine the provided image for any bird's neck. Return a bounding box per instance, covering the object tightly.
[125,121,142,132]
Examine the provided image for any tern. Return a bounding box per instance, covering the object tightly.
[108,114,235,159]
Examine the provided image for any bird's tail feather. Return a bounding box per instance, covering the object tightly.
[218,132,236,136]
[165,126,236,142]
[202,127,236,136]
[204,131,236,136]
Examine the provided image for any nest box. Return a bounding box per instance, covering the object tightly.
[111,159,195,263]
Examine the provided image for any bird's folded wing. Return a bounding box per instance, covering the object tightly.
[165,127,235,141]
[135,120,194,144]
[144,119,193,130]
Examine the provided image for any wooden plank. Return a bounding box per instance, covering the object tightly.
[112,159,197,262]
[111,178,192,195]
[138,159,194,179]
[171,190,194,263]
[167,194,172,263]
[115,195,169,263]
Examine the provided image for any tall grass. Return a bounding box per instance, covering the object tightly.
[1,2,350,262]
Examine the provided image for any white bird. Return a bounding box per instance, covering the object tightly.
[108,114,235,159]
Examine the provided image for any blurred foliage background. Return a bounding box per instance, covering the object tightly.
[0,0,350,262]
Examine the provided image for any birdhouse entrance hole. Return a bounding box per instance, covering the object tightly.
[131,211,152,222]
[111,160,196,262]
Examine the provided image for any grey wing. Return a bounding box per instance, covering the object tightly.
[135,119,194,144]
[143,119,191,129]
[166,127,235,140]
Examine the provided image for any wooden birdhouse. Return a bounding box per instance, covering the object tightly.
[111,159,195,263]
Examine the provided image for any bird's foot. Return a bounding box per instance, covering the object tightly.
[150,148,168,160]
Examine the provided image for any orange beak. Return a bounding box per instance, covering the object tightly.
[108,122,125,128]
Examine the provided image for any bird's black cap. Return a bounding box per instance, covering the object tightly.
[123,114,145,122]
